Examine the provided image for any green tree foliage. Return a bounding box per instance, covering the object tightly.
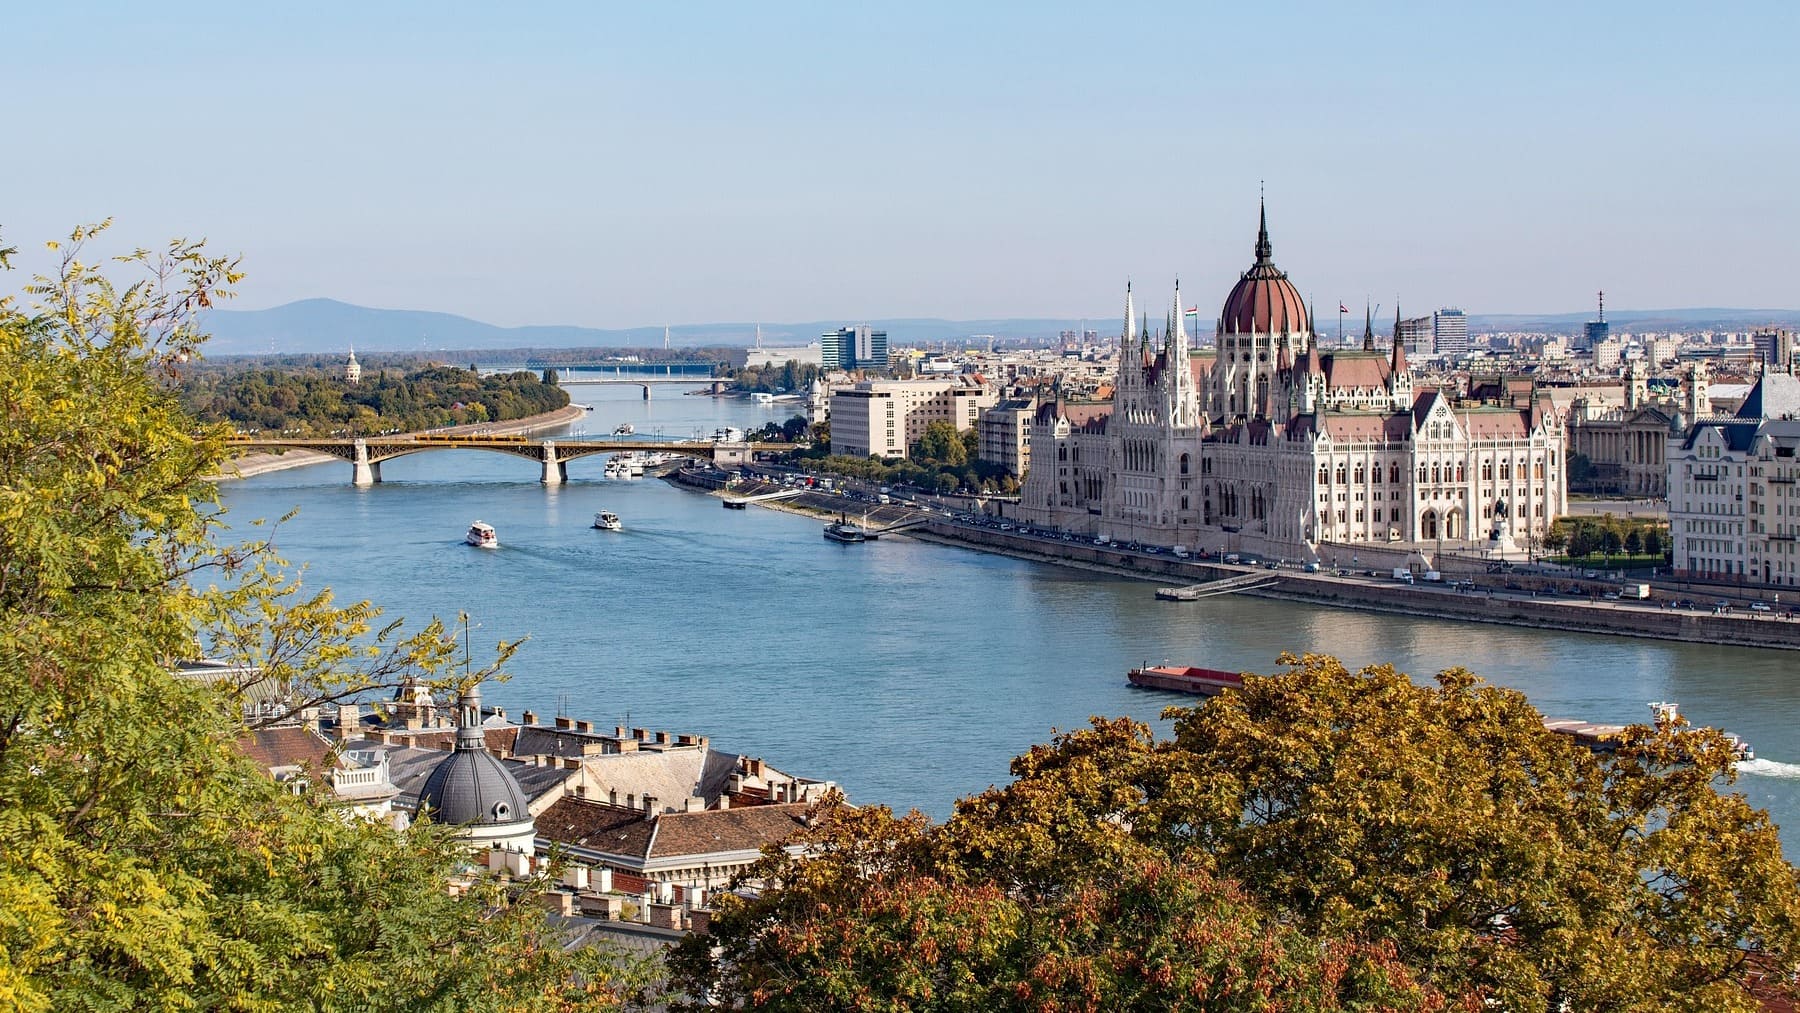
[726,360,819,394]
[0,224,647,1010]
[182,361,567,436]
[676,652,1800,1011]
[913,419,967,466]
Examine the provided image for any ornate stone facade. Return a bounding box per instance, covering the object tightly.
[1016,206,1567,562]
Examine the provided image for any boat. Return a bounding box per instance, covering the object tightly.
[751,392,775,405]
[593,511,622,531]
[713,427,745,443]
[823,514,869,544]
[465,521,499,549]
[612,423,635,436]
[1126,664,1244,697]
[1542,700,1754,762]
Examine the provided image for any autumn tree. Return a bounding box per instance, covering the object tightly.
[675,654,1800,1012]
[0,224,649,1010]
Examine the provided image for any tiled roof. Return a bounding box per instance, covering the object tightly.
[1457,409,1532,439]
[1320,353,1392,391]
[536,798,656,860]
[238,726,335,773]
[1737,372,1800,421]
[1322,414,1412,442]
[648,803,811,860]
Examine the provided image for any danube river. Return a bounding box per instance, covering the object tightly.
[219,381,1800,849]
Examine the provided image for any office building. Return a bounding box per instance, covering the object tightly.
[1432,309,1469,356]
[821,326,889,373]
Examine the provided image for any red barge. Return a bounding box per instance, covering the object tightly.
[1126,665,1245,697]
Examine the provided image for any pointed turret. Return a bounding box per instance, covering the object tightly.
[1391,302,1408,375]
[1362,303,1375,352]
[1254,197,1272,265]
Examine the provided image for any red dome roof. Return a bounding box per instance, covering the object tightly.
[1218,204,1309,336]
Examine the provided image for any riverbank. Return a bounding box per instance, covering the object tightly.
[915,522,1800,652]
[210,404,589,481]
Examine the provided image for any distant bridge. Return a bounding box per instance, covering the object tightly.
[225,435,779,486]
[483,360,716,375]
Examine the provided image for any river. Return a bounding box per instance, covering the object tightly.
[217,378,1800,851]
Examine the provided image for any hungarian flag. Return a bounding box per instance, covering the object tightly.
[1183,306,1199,315]
[1339,303,1349,314]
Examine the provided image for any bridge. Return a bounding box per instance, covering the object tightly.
[225,435,781,487]
[482,360,716,375]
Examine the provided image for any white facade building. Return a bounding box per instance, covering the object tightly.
[1016,205,1566,563]
[1668,371,1800,587]
[829,378,997,459]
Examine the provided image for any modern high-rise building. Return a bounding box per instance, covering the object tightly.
[1397,315,1434,357]
[1432,309,1469,356]
[1581,291,1609,351]
[821,326,889,373]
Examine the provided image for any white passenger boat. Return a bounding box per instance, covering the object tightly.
[465,520,498,548]
[612,423,635,436]
[593,511,622,531]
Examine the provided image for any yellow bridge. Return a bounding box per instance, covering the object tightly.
[224,435,783,486]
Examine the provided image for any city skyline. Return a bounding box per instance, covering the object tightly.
[6,3,1797,328]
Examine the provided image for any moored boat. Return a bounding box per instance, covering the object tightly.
[612,423,635,436]
[823,515,868,544]
[593,511,622,531]
[1126,665,1244,696]
[465,520,499,548]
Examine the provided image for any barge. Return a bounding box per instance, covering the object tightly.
[1126,665,1245,697]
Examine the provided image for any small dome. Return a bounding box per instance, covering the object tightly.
[418,748,532,827]
[417,683,533,832]
[1218,203,1309,337]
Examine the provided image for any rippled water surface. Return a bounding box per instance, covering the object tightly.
[219,381,1800,849]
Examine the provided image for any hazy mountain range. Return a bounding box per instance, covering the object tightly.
[197,298,1800,357]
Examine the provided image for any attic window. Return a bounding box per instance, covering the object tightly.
[493,801,512,820]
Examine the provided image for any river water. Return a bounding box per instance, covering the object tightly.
[218,380,1800,851]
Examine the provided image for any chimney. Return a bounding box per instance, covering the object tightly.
[615,725,627,738]
[522,710,537,726]
[717,795,730,811]
[676,733,695,747]
[643,795,658,815]
[336,702,359,741]
[554,716,573,730]
[575,720,592,734]
[654,730,669,745]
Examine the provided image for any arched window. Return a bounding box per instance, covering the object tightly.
[1318,466,1329,484]
[1179,453,1190,475]
[1390,463,1401,484]
[1456,463,1466,482]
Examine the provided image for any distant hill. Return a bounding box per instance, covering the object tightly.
[198,298,1800,356]
[1466,308,1800,335]
[197,299,1100,356]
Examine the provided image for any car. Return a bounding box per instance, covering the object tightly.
[1504,581,1523,590]
[1240,556,1260,566]
[1750,601,1774,612]
[1675,598,1694,609]
[1603,592,1621,601]
[1264,561,1280,570]
[1301,562,1320,573]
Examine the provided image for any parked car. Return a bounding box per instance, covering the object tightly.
[1750,601,1774,612]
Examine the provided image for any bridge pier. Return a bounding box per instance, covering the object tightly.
[712,441,752,469]
[352,439,381,486]
[641,384,652,401]
[540,441,565,485]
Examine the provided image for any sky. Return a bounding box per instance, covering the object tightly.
[4,2,1797,329]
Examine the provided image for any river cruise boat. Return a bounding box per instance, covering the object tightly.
[612,423,635,436]
[465,520,499,549]
[1126,665,1244,697]
[593,511,622,531]
[1543,700,1753,762]
[823,515,869,544]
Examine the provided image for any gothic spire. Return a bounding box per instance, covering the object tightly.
[1391,302,1408,375]
[1121,280,1137,355]
[1362,302,1375,352]
[1254,195,1272,265]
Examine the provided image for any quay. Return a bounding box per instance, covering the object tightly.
[1155,572,1280,601]
[916,521,1800,652]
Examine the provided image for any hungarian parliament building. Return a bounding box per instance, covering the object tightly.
[1016,206,1567,564]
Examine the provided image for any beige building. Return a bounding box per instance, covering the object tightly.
[830,378,997,459]
[1668,371,1800,587]
[977,397,1037,477]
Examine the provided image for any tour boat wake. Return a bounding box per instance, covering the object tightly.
[1736,758,1800,779]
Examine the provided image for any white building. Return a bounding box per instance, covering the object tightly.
[1668,370,1800,587]
[829,378,997,459]
[1016,204,1565,563]
[977,397,1038,477]
[745,343,823,370]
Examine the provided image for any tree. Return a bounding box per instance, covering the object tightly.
[673,653,1800,1012]
[0,224,648,1010]
[1645,527,1665,558]
[914,419,967,466]
[1625,527,1644,555]
[668,792,1461,1012]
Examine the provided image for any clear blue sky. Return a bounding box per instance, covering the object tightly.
[5,2,1796,327]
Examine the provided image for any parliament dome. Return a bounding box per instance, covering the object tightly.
[1218,203,1309,336]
